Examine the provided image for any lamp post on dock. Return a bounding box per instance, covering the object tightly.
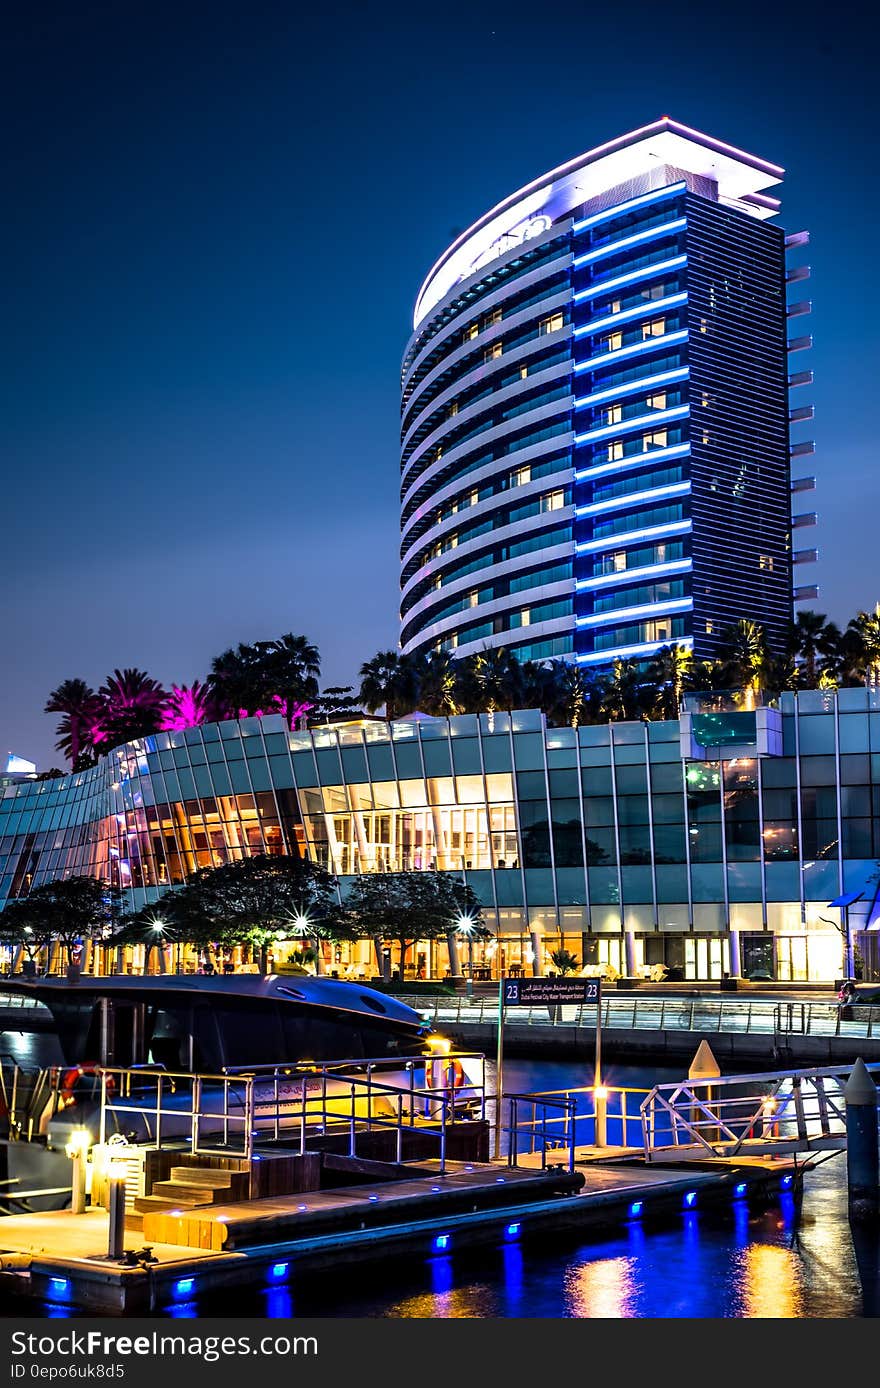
[65,1129,90,1215]
[107,1159,128,1260]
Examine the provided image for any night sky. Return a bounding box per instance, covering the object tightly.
[1,0,875,767]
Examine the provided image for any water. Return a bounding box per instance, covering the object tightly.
[3,1037,878,1318]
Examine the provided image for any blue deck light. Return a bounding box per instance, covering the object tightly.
[629,1202,643,1217]
[495,1176,506,1184]
[174,1278,195,1297]
[781,1175,793,1188]
[431,1186,441,1193]
[49,1278,70,1296]
[433,1234,451,1251]
[505,1222,521,1237]
[684,1191,697,1208]
[368,1194,380,1202]
[734,1183,748,1197]
[270,1263,289,1280]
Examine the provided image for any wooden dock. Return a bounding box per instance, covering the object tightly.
[0,1151,802,1314]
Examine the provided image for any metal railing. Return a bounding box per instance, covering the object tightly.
[401,994,880,1040]
[505,1086,650,1171]
[639,1060,880,1161]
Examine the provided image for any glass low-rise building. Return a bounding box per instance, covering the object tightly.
[3,688,880,983]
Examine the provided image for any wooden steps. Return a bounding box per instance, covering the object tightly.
[134,1162,247,1216]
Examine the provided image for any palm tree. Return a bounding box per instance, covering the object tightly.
[98,668,168,745]
[600,659,642,721]
[44,678,103,768]
[159,680,222,731]
[847,605,880,686]
[358,650,420,719]
[254,633,320,725]
[789,610,842,688]
[456,647,524,713]
[542,660,596,728]
[647,643,692,719]
[412,651,459,717]
[717,620,771,707]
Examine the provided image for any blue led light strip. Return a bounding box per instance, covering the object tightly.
[575,442,691,482]
[574,256,688,303]
[572,181,687,233]
[576,558,693,590]
[573,293,688,340]
[574,367,689,409]
[577,597,694,627]
[577,636,694,665]
[574,218,687,268]
[574,405,689,447]
[576,480,690,518]
[574,329,689,374]
[576,519,692,553]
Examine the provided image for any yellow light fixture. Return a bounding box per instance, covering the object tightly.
[426,1035,451,1055]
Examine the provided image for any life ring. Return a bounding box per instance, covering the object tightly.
[429,1058,465,1091]
[59,1066,115,1095]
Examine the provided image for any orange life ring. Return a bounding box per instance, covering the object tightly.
[60,1065,115,1095]
[430,1058,465,1090]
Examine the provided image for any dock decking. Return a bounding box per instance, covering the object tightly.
[0,1150,803,1314]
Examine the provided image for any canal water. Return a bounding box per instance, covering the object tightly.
[4,1036,878,1318]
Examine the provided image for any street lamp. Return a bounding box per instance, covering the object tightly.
[457,915,475,1002]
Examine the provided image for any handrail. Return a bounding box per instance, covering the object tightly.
[504,1084,651,1167]
[396,993,880,1040]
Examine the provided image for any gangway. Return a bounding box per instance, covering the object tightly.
[639,1060,880,1162]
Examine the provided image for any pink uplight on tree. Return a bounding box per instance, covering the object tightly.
[160,682,216,731]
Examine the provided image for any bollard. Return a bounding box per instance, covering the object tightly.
[844,1058,879,1224]
[107,1160,128,1260]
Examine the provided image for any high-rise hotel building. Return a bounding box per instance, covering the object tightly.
[399,118,816,668]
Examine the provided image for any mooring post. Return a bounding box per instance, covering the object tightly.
[844,1058,879,1224]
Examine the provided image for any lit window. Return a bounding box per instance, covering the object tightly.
[435,445,443,461]
[612,552,627,572]
[702,430,710,444]
[607,441,624,461]
[706,620,714,634]
[701,392,710,408]
[539,312,564,335]
[434,576,442,589]
[448,400,459,418]
[520,609,531,626]
[759,555,774,572]
[540,490,565,512]
[610,299,622,314]
[699,318,708,334]
[469,490,479,508]
[511,465,531,487]
[469,590,479,608]
[464,323,479,342]
[646,393,667,411]
[484,343,502,362]
[643,430,668,451]
[519,364,528,379]
[484,308,502,329]
[605,404,622,425]
[605,331,623,352]
[642,319,666,340]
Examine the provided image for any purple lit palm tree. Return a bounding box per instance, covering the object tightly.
[44,678,104,768]
[159,681,222,731]
[98,668,168,745]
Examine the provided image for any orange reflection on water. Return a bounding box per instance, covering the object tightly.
[564,1257,638,1318]
[738,1243,803,1318]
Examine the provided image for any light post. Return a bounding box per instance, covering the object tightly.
[457,915,475,1003]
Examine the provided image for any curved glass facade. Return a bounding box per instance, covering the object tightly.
[401,118,812,667]
[4,688,880,984]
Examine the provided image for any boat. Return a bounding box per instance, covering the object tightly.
[0,975,485,1207]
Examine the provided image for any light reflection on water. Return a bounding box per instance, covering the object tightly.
[4,1041,876,1318]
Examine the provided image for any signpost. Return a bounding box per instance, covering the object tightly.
[494,976,602,1159]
